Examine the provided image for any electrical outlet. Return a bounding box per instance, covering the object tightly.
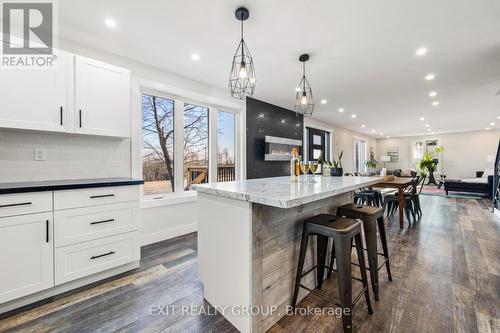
[34,148,46,161]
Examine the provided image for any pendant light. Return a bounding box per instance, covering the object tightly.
[295,54,314,117]
[229,7,256,99]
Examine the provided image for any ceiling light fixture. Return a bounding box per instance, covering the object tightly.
[321,99,327,105]
[427,128,431,131]
[104,18,117,28]
[229,7,256,99]
[486,127,491,130]
[429,91,437,97]
[386,136,390,139]
[295,87,301,92]
[416,47,428,56]
[420,117,425,121]
[191,54,200,61]
[425,73,435,81]
[294,54,314,117]
[425,124,429,127]
[361,124,366,128]
[380,132,384,136]
[371,129,376,133]
[338,108,344,113]
[490,122,496,126]
[432,101,439,106]
[351,114,357,118]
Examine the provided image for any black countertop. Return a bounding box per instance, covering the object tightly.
[0,178,144,194]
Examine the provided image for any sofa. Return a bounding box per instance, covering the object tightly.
[444,171,493,198]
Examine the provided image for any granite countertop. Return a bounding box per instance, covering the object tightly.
[0,178,144,194]
[191,175,382,208]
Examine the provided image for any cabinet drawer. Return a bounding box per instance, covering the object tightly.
[54,186,139,210]
[0,192,52,218]
[55,232,139,285]
[54,202,139,247]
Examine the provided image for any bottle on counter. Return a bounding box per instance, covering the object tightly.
[290,147,300,183]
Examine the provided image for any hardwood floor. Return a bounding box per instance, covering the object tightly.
[0,195,498,332]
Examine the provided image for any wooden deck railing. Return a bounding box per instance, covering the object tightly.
[185,164,235,189]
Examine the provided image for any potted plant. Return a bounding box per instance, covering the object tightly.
[318,151,331,176]
[330,150,344,176]
[419,151,437,184]
[365,158,377,175]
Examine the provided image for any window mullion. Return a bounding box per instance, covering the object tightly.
[209,108,218,183]
[174,98,185,193]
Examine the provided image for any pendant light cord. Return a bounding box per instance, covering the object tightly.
[240,19,245,59]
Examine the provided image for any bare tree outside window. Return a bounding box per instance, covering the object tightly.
[184,104,209,190]
[217,111,236,182]
[142,94,174,195]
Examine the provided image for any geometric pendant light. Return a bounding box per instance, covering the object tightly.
[228,7,256,99]
[294,54,314,116]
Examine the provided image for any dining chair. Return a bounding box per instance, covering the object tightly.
[383,176,420,223]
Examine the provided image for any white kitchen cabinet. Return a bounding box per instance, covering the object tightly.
[0,213,54,304]
[74,56,131,138]
[0,49,73,133]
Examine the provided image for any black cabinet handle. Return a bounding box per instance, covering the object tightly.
[91,251,115,260]
[60,106,63,125]
[90,218,115,225]
[0,202,32,209]
[90,194,115,199]
[79,109,82,127]
[46,220,49,243]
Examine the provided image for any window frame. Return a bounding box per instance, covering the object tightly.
[138,85,241,207]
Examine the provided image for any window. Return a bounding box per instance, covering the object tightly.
[142,94,174,195]
[354,139,367,173]
[183,103,209,190]
[217,111,236,182]
[412,141,424,160]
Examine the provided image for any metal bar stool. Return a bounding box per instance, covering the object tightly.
[334,203,393,301]
[291,214,373,333]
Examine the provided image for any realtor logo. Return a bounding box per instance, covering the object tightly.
[1,0,56,68]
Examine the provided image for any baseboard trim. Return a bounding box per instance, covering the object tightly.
[141,223,198,246]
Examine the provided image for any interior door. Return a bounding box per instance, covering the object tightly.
[0,213,54,303]
[307,128,327,162]
[0,48,72,132]
[74,56,131,137]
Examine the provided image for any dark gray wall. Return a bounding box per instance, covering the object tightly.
[246,98,304,179]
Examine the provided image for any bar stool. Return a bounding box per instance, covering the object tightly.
[291,214,373,333]
[334,203,393,301]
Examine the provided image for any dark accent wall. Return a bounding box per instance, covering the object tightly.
[246,98,304,179]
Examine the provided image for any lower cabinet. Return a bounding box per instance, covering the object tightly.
[55,232,140,285]
[0,213,54,304]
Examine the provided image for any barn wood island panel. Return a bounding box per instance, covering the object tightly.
[192,175,382,333]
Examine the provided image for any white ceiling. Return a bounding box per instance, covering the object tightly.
[58,0,500,138]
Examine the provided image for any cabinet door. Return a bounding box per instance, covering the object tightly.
[74,56,131,138]
[0,213,54,304]
[0,49,72,133]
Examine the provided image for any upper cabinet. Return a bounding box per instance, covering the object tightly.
[74,56,131,138]
[0,51,131,138]
[0,49,72,133]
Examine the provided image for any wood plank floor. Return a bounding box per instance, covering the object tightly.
[0,195,498,332]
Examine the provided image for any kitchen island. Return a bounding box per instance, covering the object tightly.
[192,175,382,333]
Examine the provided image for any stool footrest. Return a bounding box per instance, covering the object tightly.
[299,284,369,308]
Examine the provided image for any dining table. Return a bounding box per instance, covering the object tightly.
[372,176,415,228]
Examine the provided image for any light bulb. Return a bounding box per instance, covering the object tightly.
[238,62,248,79]
[301,95,308,105]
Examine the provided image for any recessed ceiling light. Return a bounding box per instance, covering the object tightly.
[295,87,301,92]
[351,114,357,118]
[379,132,384,136]
[425,74,435,81]
[432,101,439,106]
[497,116,500,119]
[386,136,390,139]
[486,127,491,130]
[361,124,366,128]
[104,18,117,28]
[191,54,200,61]
[420,117,425,121]
[371,129,376,133]
[427,128,431,131]
[416,47,428,56]
[338,108,344,113]
[429,91,437,97]
[321,99,327,105]
[425,124,430,127]
[490,122,496,126]
[430,132,435,135]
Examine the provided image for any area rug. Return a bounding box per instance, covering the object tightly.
[420,185,486,199]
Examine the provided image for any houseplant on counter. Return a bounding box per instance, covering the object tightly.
[365,158,377,175]
[330,150,344,176]
[317,151,331,176]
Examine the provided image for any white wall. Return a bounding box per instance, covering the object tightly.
[376,130,500,179]
[304,117,377,173]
